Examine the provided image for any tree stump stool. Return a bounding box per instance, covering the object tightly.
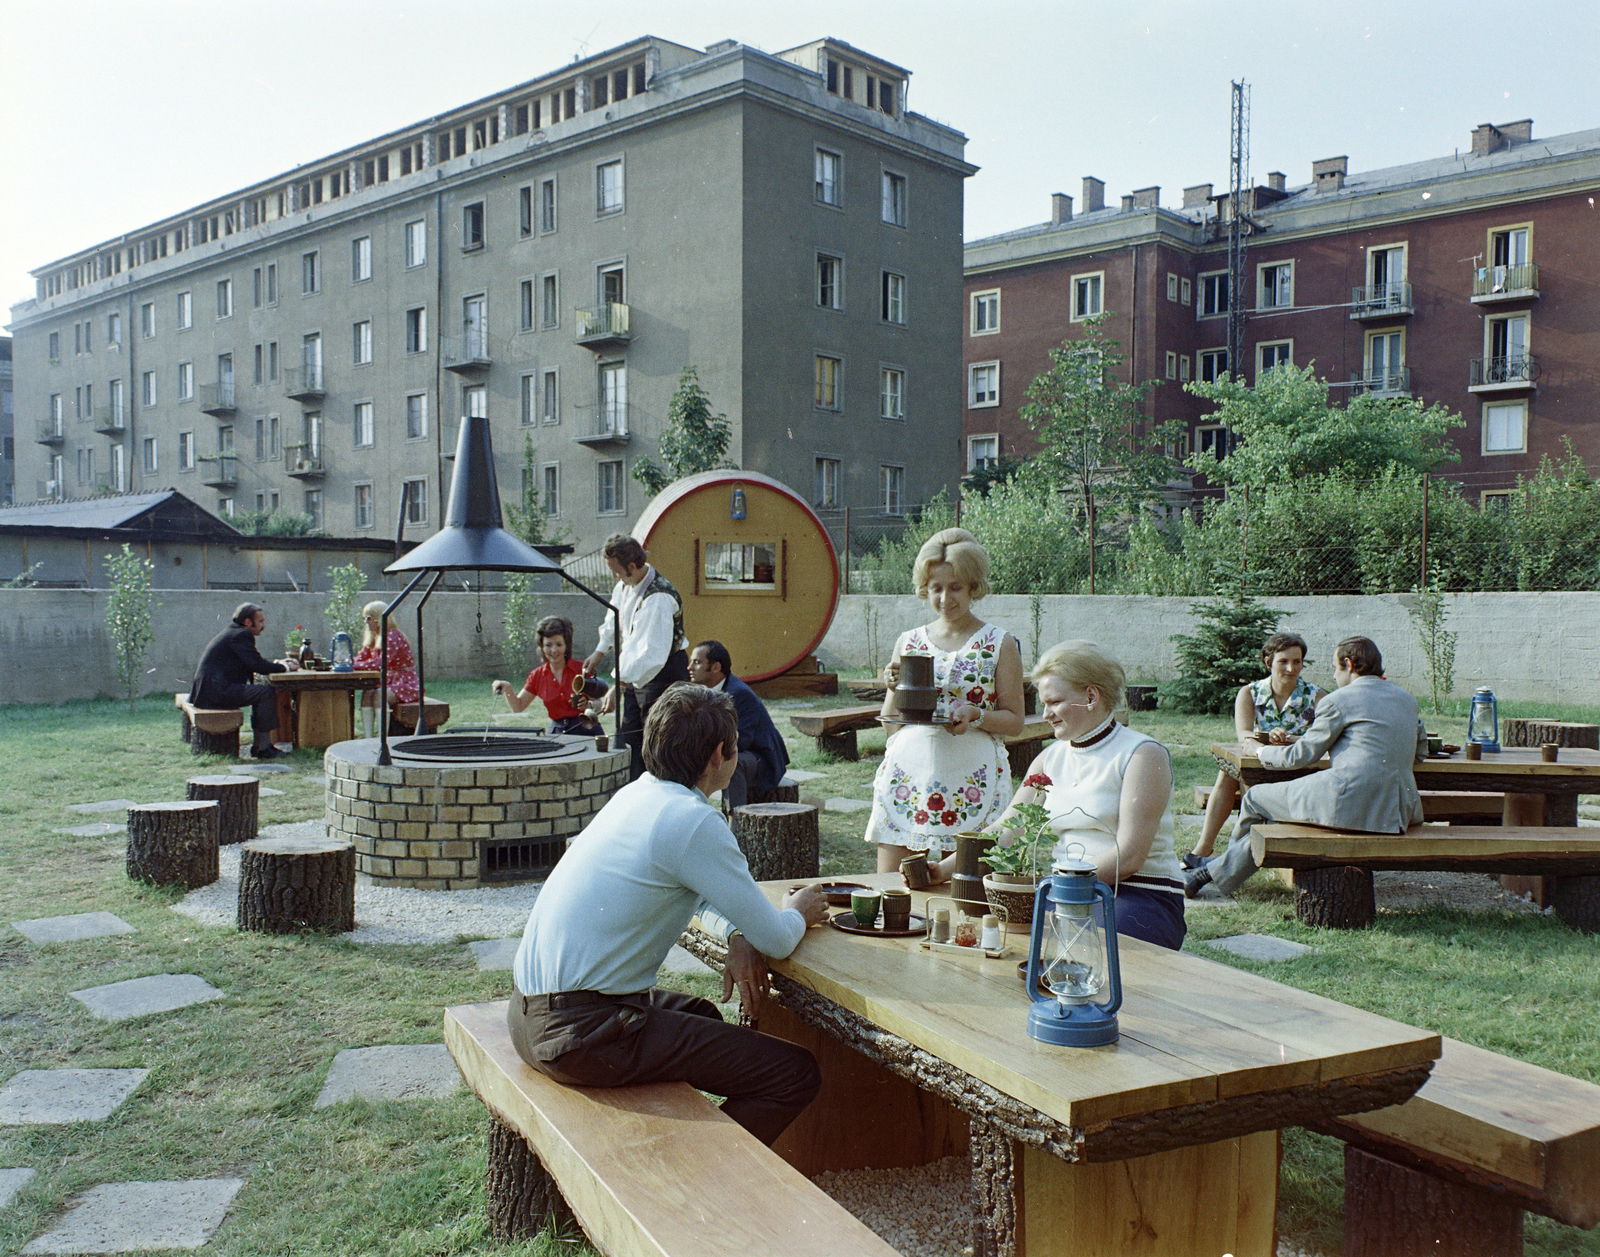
[126,801,220,889]
[730,802,820,882]
[747,781,802,806]
[1294,865,1376,929]
[237,836,356,934]
[1501,719,1599,751]
[185,775,259,846]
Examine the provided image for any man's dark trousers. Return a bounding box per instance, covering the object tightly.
[618,649,690,781]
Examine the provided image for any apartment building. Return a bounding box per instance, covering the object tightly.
[9,37,972,552]
[1,337,12,505]
[962,121,1600,501]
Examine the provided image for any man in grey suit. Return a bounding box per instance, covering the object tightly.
[1185,636,1427,898]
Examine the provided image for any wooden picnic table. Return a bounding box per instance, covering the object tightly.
[686,872,1439,1256]
[267,670,380,749]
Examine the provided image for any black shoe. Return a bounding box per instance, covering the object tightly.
[1183,866,1213,900]
[251,744,286,760]
[1180,850,1207,872]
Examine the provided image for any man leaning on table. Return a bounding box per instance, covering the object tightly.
[1185,636,1427,899]
[188,602,300,760]
[507,682,829,1145]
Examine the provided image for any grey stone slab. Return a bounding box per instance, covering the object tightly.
[70,974,225,1022]
[256,786,286,797]
[51,823,126,837]
[1205,933,1317,962]
[467,938,520,971]
[783,769,825,783]
[0,1069,148,1124]
[0,1168,37,1208]
[21,1177,244,1253]
[230,763,291,775]
[823,797,873,814]
[66,800,138,815]
[314,1044,461,1109]
[13,913,136,944]
[661,944,715,977]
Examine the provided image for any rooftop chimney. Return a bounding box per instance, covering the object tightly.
[1266,171,1287,192]
[704,39,739,54]
[1120,194,1134,212]
[1051,193,1073,224]
[1473,119,1533,154]
[1312,156,1348,193]
[1082,176,1105,213]
[1501,119,1533,143]
[1131,186,1160,209]
[1182,183,1213,208]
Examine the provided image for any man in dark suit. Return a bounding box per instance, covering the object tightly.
[687,641,789,813]
[190,603,296,759]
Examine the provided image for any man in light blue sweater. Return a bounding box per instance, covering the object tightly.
[509,682,828,1145]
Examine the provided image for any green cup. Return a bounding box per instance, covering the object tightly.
[850,889,883,929]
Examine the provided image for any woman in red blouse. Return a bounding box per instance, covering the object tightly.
[491,615,602,734]
[352,600,420,737]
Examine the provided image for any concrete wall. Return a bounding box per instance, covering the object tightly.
[816,591,1600,707]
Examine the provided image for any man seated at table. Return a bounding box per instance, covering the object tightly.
[507,683,829,1146]
[1185,635,1427,899]
[189,602,299,760]
[687,640,790,814]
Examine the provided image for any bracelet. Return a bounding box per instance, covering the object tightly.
[726,929,744,946]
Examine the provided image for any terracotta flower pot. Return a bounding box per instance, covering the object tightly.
[982,872,1039,930]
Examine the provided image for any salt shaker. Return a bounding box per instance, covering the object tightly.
[979,914,1002,951]
[931,908,951,944]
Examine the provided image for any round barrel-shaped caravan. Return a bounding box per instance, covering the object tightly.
[633,470,839,681]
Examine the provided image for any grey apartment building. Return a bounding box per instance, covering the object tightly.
[9,36,972,555]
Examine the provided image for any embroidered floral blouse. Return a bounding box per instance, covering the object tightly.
[1249,675,1318,737]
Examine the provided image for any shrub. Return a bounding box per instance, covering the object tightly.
[1160,596,1281,714]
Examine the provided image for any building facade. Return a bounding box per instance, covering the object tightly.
[963,121,1600,502]
[0,337,12,505]
[9,37,972,554]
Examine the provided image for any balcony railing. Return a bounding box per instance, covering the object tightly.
[572,401,635,446]
[1472,263,1539,303]
[1469,355,1538,391]
[200,380,238,415]
[575,303,632,350]
[283,366,326,401]
[443,330,492,374]
[1349,368,1411,397]
[1349,282,1413,319]
[35,420,65,445]
[92,406,127,436]
[285,446,326,478]
[200,454,239,487]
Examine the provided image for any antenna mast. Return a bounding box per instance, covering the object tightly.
[1227,79,1250,399]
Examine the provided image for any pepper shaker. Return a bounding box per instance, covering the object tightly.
[931,908,951,945]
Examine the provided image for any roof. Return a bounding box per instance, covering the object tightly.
[0,490,241,536]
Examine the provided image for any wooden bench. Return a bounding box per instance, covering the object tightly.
[443,1000,899,1257]
[1308,1036,1600,1257]
[175,692,243,757]
[789,703,1052,766]
[389,697,450,736]
[1195,785,1506,825]
[1251,823,1600,931]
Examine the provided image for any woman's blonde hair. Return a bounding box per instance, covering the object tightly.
[913,528,991,601]
[361,600,396,650]
[1032,639,1126,711]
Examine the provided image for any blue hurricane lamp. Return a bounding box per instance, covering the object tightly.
[329,632,355,672]
[730,485,747,520]
[1024,845,1122,1047]
[1467,686,1500,753]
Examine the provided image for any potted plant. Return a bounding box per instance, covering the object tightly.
[982,772,1055,929]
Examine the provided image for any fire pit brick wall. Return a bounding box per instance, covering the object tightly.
[325,747,632,889]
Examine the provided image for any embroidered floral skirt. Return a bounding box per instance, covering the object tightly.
[865,725,1013,857]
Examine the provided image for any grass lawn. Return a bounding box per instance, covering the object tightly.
[1,679,1596,1256]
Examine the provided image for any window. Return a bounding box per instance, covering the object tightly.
[1072,272,1103,320]
[304,490,323,530]
[77,447,95,486]
[880,367,905,420]
[109,379,124,425]
[1486,313,1530,377]
[814,457,840,508]
[253,266,264,308]
[1179,354,1191,382]
[596,160,624,216]
[1180,277,1192,307]
[216,278,232,319]
[354,401,374,447]
[518,185,533,237]
[880,464,905,515]
[815,149,842,206]
[1257,261,1293,309]
[462,294,487,359]
[108,311,121,344]
[1365,330,1404,390]
[971,290,999,335]
[814,354,841,410]
[968,435,999,471]
[268,414,282,460]
[968,361,999,407]
[1490,225,1531,269]
[405,306,427,354]
[1368,243,1406,290]
[598,459,625,513]
[519,279,534,331]
[882,272,905,324]
[177,361,193,400]
[598,363,626,434]
[178,430,195,470]
[463,202,484,249]
[541,462,560,516]
[1166,273,1179,302]
[541,369,559,424]
[1199,271,1228,316]
[540,178,557,233]
[352,236,371,282]
[541,273,559,328]
[352,320,372,365]
[49,394,62,427]
[268,341,279,381]
[217,423,234,453]
[405,219,426,267]
[142,436,158,474]
[253,344,264,384]
[1196,426,1228,458]
[405,393,427,440]
[177,290,193,329]
[464,383,487,420]
[1483,401,1527,454]
[881,170,906,226]
[599,264,624,307]
[354,483,374,529]
[1165,351,1178,380]
[142,370,157,406]
[302,250,320,294]
[817,255,843,309]
[48,331,60,360]
[1481,490,1512,511]
[520,373,537,426]
[302,411,323,458]
[1199,348,1229,383]
[1257,341,1293,375]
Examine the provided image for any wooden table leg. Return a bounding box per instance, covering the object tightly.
[295,689,355,749]
[276,689,296,747]
[1500,792,1553,906]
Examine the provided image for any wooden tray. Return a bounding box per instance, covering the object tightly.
[828,910,929,938]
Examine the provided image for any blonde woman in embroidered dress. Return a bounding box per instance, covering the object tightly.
[865,529,1026,873]
[1186,631,1324,869]
[988,640,1185,950]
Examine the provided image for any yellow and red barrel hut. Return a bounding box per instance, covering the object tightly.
[633,470,839,688]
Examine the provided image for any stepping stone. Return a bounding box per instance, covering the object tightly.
[50,823,126,838]
[230,763,291,775]
[1204,933,1317,962]
[66,800,138,815]
[1,1168,37,1208]
[70,974,225,1022]
[13,913,135,944]
[314,1044,461,1109]
[784,769,826,783]
[467,938,520,971]
[661,944,714,977]
[0,1069,148,1125]
[257,786,286,797]
[824,797,873,814]
[21,1177,244,1253]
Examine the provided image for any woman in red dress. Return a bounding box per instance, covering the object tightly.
[352,600,419,737]
[491,615,602,734]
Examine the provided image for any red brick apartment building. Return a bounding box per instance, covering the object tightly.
[962,120,1600,502]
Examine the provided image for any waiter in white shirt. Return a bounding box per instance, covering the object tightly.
[583,533,691,780]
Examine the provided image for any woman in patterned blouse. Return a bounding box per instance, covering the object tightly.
[1185,631,1325,868]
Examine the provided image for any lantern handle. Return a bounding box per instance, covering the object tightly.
[1025,877,1053,1007]
[1093,881,1123,1019]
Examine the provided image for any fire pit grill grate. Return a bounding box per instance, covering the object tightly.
[389,734,569,762]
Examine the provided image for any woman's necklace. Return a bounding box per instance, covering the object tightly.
[1069,714,1117,749]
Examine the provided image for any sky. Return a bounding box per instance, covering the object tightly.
[4,0,1598,318]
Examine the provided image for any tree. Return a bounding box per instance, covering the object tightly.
[1408,579,1457,715]
[503,432,571,677]
[1159,595,1282,714]
[325,563,367,644]
[631,366,736,495]
[960,454,1026,499]
[104,543,157,712]
[1185,363,1464,488]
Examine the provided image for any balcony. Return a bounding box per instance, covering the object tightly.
[572,401,634,447]
[199,380,238,416]
[199,455,239,488]
[283,366,326,401]
[1349,368,1411,397]
[1469,355,1538,393]
[285,446,326,478]
[35,421,65,446]
[443,330,492,375]
[575,303,632,351]
[92,406,127,436]
[1349,283,1413,320]
[1472,263,1539,304]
